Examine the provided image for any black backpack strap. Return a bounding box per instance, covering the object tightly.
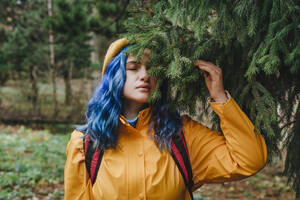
[170,132,194,200]
[83,134,104,185]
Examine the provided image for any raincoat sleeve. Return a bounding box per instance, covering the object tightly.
[182,92,267,190]
[64,130,94,200]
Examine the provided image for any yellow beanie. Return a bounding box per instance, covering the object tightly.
[102,38,129,77]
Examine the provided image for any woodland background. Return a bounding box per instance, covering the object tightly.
[0,0,299,199]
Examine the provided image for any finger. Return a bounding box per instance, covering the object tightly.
[198,65,218,76]
[194,60,209,67]
[194,60,215,67]
[203,71,209,77]
[203,72,211,82]
[199,66,222,82]
[194,60,222,71]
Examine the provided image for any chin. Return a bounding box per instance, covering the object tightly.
[135,98,149,104]
[130,95,150,104]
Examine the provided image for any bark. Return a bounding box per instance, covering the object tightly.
[64,61,73,105]
[0,72,9,85]
[284,106,300,198]
[80,66,88,99]
[29,65,39,114]
[47,0,58,116]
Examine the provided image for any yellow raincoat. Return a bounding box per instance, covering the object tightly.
[64,94,267,200]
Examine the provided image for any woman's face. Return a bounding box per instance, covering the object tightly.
[122,51,156,104]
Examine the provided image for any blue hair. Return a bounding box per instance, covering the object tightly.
[77,47,127,150]
[78,47,183,152]
[149,79,183,151]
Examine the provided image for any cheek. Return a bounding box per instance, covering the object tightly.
[123,75,134,90]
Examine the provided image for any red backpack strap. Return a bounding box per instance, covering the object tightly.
[83,134,104,185]
[83,132,194,198]
[171,132,194,200]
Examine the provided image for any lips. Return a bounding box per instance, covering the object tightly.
[137,84,150,89]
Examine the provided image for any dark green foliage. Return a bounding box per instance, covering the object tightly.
[90,0,130,36]
[45,0,96,104]
[0,0,48,76]
[123,0,300,196]
[0,0,49,112]
[49,0,95,73]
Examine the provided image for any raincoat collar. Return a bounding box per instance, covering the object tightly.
[119,107,152,128]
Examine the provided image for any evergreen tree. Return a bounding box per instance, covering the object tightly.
[90,0,130,37]
[49,0,94,105]
[123,0,300,197]
[0,0,22,85]
[0,0,49,113]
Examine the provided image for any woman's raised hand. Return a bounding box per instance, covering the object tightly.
[193,60,227,103]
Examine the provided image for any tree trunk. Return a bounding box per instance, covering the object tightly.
[64,61,73,105]
[80,66,88,100]
[284,105,300,198]
[47,0,58,116]
[29,65,39,114]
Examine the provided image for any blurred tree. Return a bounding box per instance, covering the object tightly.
[123,0,300,197]
[47,0,58,115]
[90,0,130,37]
[87,0,131,76]
[0,0,48,114]
[49,0,94,105]
[0,0,20,85]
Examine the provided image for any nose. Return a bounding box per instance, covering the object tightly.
[139,65,149,81]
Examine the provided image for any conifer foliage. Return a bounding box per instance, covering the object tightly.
[90,0,130,36]
[123,0,300,196]
[0,0,49,113]
[47,0,94,105]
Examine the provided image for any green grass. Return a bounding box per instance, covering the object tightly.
[0,126,70,200]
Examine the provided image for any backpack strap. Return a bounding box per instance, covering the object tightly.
[170,132,194,200]
[83,134,104,185]
[83,132,194,200]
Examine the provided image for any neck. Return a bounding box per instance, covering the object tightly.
[121,99,147,119]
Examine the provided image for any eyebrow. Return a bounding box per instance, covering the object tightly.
[126,60,139,66]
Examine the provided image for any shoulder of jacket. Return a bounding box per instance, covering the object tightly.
[66,130,85,154]
[181,114,211,134]
[71,129,84,139]
[181,114,192,123]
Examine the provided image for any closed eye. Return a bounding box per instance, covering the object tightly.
[126,63,139,70]
[127,65,138,70]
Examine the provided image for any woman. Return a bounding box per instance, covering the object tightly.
[64,38,267,200]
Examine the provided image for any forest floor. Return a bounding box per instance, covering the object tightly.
[0,125,297,200]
